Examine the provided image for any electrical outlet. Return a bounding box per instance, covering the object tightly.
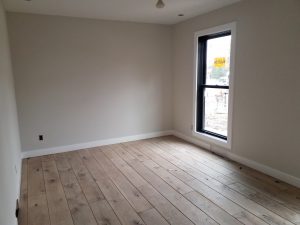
[39,135,44,141]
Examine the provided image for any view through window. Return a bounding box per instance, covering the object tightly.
[196,31,231,139]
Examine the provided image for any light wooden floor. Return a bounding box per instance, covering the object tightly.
[19,136,300,225]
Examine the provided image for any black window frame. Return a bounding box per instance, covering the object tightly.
[196,30,231,140]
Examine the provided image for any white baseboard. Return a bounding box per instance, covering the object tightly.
[21,130,173,159]
[172,131,300,188]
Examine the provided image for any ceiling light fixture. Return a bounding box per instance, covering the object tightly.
[156,0,165,9]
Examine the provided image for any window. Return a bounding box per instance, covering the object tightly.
[193,23,235,148]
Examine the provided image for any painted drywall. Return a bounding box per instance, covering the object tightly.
[0,0,22,225]
[173,0,300,178]
[8,13,173,152]
[6,0,300,185]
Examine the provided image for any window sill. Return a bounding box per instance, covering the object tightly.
[192,130,231,150]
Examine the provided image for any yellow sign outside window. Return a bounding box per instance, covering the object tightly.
[214,57,226,68]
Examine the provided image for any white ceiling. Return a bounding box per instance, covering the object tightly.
[3,0,241,25]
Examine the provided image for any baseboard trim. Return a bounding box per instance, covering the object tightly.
[21,130,173,159]
[172,131,300,188]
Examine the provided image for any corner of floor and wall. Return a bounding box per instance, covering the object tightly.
[1,0,300,224]
[0,0,22,225]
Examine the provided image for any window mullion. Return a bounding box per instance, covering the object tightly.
[201,85,229,89]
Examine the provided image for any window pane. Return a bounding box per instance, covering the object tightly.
[206,35,231,86]
[203,88,229,136]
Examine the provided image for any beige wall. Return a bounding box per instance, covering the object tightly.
[8,13,173,151]
[0,1,21,224]
[6,0,300,183]
[173,0,300,178]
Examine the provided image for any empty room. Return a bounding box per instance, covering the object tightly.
[1,0,300,224]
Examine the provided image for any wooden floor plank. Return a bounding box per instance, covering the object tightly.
[126,142,194,183]
[28,194,50,225]
[103,145,195,225]
[156,137,237,175]
[89,199,122,225]
[77,149,147,225]
[126,142,248,225]
[117,145,219,225]
[229,182,300,224]
[158,135,300,205]
[42,157,74,225]
[157,137,300,212]
[139,208,170,225]
[224,171,300,213]
[27,157,50,225]
[122,144,193,195]
[141,141,270,225]
[138,141,300,223]
[61,150,126,225]
[109,199,146,225]
[64,151,105,203]
[19,159,28,225]
[90,148,153,213]
[146,140,295,225]
[164,136,300,195]
[185,191,243,225]
[55,154,98,225]
[27,157,46,197]
[150,140,230,179]
[21,136,300,225]
[158,138,300,216]
[79,151,124,201]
